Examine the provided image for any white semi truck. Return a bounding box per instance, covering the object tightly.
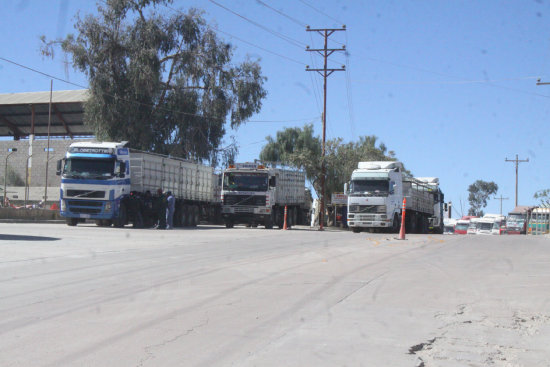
[345,161,445,234]
[221,163,308,229]
[57,141,220,227]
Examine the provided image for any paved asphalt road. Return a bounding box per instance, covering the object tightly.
[1,223,549,366]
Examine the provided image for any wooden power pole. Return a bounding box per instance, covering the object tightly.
[505,154,529,207]
[306,25,346,230]
[493,195,509,215]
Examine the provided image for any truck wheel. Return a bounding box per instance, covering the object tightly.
[191,206,199,227]
[392,214,400,233]
[352,227,361,233]
[66,218,78,226]
[225,220,234,228]
[178,206,186,227]
[265,213,274,229]
[113,203,127,228]
[408,213,417,233]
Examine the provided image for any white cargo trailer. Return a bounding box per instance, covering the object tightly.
[221,163,308,228]
[57,141,220,227]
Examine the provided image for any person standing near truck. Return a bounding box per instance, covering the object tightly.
[166,191,175,229]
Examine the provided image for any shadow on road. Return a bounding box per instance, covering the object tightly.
[0,234,61,241]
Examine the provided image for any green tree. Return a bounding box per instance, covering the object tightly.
[467,180,498,216]
[42,0,266,164]
[534,189,550,207]
[259,124,396,200]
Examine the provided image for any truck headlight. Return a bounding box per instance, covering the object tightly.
[61,200,66,211]
[105,202,112,211]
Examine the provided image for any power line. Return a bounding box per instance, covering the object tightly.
[255,0,307,28]
[208,0,307,49]
[344,32,356,139]
[298,0,344,26]
[0,56,315,127]
[0,56,87,89]
[354,75,545,85]
[164,5,306,66]
[365,56,550,99]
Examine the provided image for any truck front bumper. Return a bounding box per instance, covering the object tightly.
[347,213,390,228]
[60,199,114,220]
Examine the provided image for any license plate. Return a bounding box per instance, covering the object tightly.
[80,214,91,219]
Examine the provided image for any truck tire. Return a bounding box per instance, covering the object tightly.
[113,203,127,228]
[225,220,234,228]
[352,227,361,233]
[179,206,188,227]
[421,216,428,234]
[408,212,417,233]
[392,214,400,233]
[191,206,199,227]
[265,213,274,229]
[66,218,78,226]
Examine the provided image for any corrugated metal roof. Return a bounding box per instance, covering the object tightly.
[0,89,89,105]
[0,89,92,138]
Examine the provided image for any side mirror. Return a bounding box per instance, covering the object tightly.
[56,159,63,176]
[444,203,448,211]
[344,183,348,194]
[269,176,276,187]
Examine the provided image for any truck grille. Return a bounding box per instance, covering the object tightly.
[66,190,106,199]
[67,200,103,214]
[348,205,386,213]
[224,195,266,206]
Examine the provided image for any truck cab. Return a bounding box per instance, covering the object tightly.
[57,141,130,226]
[346,161,404,233]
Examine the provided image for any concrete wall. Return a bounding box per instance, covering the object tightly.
[0,138,89,203]
[0,207,62,221]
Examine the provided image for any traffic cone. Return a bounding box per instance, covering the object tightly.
[398,198,407,240]
[283,205,288,230]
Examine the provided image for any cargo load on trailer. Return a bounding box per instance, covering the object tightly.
[345,161,445,234]
[57,141,220,227]
[221,162,308,228]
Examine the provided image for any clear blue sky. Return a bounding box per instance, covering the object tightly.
[1,0,550,217]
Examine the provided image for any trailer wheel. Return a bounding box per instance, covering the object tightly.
[179,206,187,227]
[66,218,78,226]
[191,206,199,227]
[113,203,127,228]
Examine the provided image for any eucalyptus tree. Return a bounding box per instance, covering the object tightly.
[42,0,267,164]
[467,180,499,216]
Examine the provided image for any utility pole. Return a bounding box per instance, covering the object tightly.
[505,154,529,207]
[306,25,346,230]
[493,195,509,215]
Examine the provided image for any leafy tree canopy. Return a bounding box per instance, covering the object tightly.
[259,124,396,200]
[534,189,550,207]
[467,180,498,216]
[42,0,267,166]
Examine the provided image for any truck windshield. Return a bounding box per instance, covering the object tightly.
[223,172,268,192]
[350,179,389,195]
[479,222,493,230]
[63,158,115,179]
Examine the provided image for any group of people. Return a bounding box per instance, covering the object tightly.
[127,189,175,229]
